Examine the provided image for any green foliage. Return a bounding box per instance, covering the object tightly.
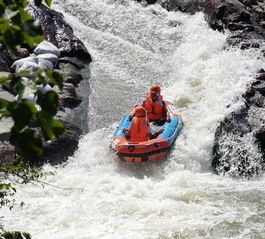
[0,0,64,160]
[0,156,45,184]
[0,0,63,237]
[0,183,15,209]
[0,0,44,50]
[0,70,65,159]
[0,231,31,239]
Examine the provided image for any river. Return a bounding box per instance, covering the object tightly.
[2,0,265,238]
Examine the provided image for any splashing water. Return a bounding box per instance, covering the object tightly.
[2,0,265,238]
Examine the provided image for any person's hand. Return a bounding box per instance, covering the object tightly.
[166,114,171,122]
[128,115,133,121]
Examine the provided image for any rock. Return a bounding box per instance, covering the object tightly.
[239,0,258,7]
[15,48,30,58]
[255,129,265,156]
[260,21,265,28]
[251,42,260,47]
[160,0,208,13]
[204,0,251,31]
[55,69,83,87]
[57,57,85,69]
[0,139,15,165]
[57,62,79,73]
[240,42,251,49]
[58,84,82,109]
[27,2,92,62]
[0,4,91,167]
[212,78,265,177]
[204,0,265,48]
[0,53,10,72]
[38,121,82,165]
[256,72,265,81]
[0,85,15,101]
[0,71,11,78]
[227,22,255,31]
[146,0,157,4]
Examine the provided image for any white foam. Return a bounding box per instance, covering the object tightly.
[2,0,265,238]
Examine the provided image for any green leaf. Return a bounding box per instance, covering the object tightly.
[47,70,64,90]
[11,128,43,159]
[0,231,31,239]
[37,112,55,140]
[3,28,16,50]
[18,8,32,22]
[22,233,31,239]
[45,0,52,7]
[0,4,5,18]
[0,76,10,83]
[37,112,65,140]
[8,100,37,130]
[0,98,10,116]
[32,34,44,45]
[37,90,58,116]
[50,119,65,137]
[23,32,35,48]
[9,75,25,99]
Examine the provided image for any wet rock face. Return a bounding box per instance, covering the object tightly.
[204,0,251,31]
[204,0,265,47]
[27,2,92,62]
[38,121,82,165]
[203,0,265,177]
[212,71,265,177]
[0,2,92,165]
[160,0,208,14]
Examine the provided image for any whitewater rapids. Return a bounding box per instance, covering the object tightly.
[2,0,265,238]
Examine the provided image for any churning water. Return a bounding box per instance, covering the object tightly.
[2,0,265,238]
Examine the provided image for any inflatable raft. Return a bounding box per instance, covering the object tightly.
[110,101,183,162]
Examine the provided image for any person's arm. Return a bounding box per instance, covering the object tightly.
[123,128,130,139]
[163,101,171,122]
[149,129,164,139]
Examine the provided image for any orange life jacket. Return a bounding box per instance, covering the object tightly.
[128,116,150,142]
[143,93,166,121]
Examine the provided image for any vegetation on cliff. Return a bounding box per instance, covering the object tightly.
[0,0,65,237]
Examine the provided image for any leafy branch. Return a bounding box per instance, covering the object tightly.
[0,0,67,237]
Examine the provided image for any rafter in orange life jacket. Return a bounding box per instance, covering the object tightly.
[127,115,151,142]
[142,93,167,121]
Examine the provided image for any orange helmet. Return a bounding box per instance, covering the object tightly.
[134,106,146,117]
[150,85,161,94]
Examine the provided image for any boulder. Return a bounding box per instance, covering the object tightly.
[204,0,265,47]
[55,69,83,87]
[204,0,251,31]
[161,0,208,14]
[58,83,82,109]
[0,139,15,165]
[212,75,265,177]
[38,121,82,165]
[57,57,85,69]
[27,2,92,62]
[0,53,11,72]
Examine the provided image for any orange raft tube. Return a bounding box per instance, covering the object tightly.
[110,101,183,162]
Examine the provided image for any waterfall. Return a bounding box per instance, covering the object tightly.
[2,1,265,238]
